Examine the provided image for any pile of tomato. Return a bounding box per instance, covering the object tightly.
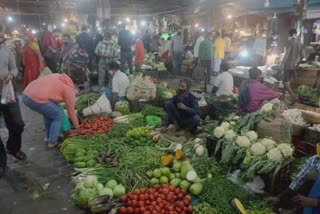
[66,116,115,137]
[118,184,193,214]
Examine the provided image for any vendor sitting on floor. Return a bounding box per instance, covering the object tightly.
[163,79,200,137]
[108,61,130,109]
[211,61,234,98]
[239,67,279,112]
[267,155,320,214]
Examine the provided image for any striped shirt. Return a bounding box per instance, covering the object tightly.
[66,49,89,71]
[95,40,117,63]
[289,156,320,191]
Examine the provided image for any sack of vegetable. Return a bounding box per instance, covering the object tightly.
[126,74,157,101]
[83,94,112,117]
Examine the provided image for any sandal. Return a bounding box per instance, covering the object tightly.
[46,142,62,150]
[7,150,27,161]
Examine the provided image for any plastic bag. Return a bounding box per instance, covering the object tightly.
[1,81,15,104]
[60,107,71,133]
[38,67,52,78]
[82,94,112,116]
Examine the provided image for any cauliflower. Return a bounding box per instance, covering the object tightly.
[246,131,258,141]
[233,116,240,120]
[282,109,308,126]
[261,138,277,151]
[195,145,204,156]
[277,143,294,158]
[236,136,251,148]
[250,143,267,156]
[267,148,283,162]
[225,130,237,141]
[221,122,230,131]
[214,127,225,139]
[260,103,274,113]
[230,121,236,126]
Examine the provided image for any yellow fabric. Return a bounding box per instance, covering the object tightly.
[214,37,225,59]
[29,42,40,51]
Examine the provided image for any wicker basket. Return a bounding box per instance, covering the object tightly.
[301,110,320,124]
[305,128,320,145]
[264,157,295,194]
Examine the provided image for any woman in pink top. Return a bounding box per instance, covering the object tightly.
[239,67,279,113]
[22,74,80,149]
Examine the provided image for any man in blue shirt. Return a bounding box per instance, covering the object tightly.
[163,79,200,137]
[267,155,320,213]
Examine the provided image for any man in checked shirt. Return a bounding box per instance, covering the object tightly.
[267,155,320,213]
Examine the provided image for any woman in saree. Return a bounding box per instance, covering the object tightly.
[22,31,45,88]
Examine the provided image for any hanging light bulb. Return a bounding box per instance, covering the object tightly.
[264,0,270,7]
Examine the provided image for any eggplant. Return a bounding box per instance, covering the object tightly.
[90,203,116,213]
[88,195,111,208]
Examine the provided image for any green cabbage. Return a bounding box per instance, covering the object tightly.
[84,175,98,188]
[106,180,118,189]
[113,184,126,197]
[98,188,113,197]
[73,188,98,208]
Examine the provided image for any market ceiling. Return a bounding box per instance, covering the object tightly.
[0,0,320,17]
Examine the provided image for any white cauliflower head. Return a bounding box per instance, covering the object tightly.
[261,103,274,113]
[267,148,283,162]
[277,143,294,158]
[214,127,225,139]
[236,136,251,148]
[195,145,204,156]
[261,138,277,151]
[221,122,230,131]
[225,130,237,141]
[246,131,258,141]
[233,116,240,120]
[250,143,267,156]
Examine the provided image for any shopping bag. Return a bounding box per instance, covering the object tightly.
[38,66,52,78]
[82,94,112,116]
[60,106,72,133]
[1,81,16,104]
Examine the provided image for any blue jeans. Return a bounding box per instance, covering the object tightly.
[165,101,200,133]
[22,94,62,144]
[172,52,183,74]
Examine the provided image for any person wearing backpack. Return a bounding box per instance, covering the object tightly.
[239,67,278,112]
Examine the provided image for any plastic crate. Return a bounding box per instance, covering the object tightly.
[208,101,241,122]
[263,157,295,194]
[159,98,171,108]
[144,70,159,79]
[158,70,168,79]
[128,99,160,113]
[199,105,210,120]
[305,128,320,145]
[206,136,222,161]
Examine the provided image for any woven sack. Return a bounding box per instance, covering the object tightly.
[126,75,157,101]
[82,94,112,116]
[256,117,292,143]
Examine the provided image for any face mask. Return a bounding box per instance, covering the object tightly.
[178,89,187,95]
[262,34,267,38]
[272,36,278,40]
[108,71,114,76]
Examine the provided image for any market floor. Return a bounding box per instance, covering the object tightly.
[0,97,82,214]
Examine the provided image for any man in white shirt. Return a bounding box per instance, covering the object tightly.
[108,61,130,108]
[211,61,234,97]
[194,33,205,63]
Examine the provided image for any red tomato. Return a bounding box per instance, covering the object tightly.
[149,194,155,201]
[131,200,138,208]
[140,188,147,194]
[184,195,192,201]
[138,201,145,207]
[118,206,127,214]
[133,189,141,195]
[162,188,169,195]
[174,188,180,195]
[139,194,145,201]
[187,206,193,213]
[140,207,146,212]
[127,207,134,214]
[132,195,138,200]
[177,193,184,199]
[149,188,156,194]
[180,189,187,195]
[183,199,190,206]
[169,185,176,192]
[120,195,128,203]
[176,201,185,209]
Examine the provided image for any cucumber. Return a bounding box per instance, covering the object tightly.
[86,159,97,168]
[74,162,86,168]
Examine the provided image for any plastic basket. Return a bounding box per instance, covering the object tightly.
[199,105,210,120]
[146,115,162,127]
[305,128,320,145]
[206,136,222,161]
[263,157,295,194]
[208,101,241,121]
[158,70,168,79]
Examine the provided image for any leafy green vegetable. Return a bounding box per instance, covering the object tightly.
[142,104,165,117]
[76,93,101,116]
[115,101,130,115]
